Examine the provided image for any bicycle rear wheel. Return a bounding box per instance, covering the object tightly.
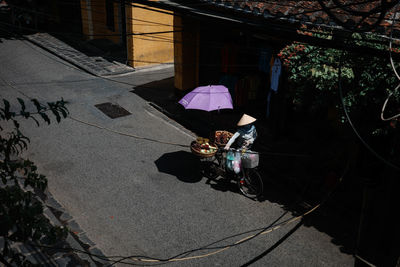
[238,168,263,199]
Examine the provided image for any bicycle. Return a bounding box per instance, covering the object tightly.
[200,147,263,199]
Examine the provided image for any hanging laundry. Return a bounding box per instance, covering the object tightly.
[270,58,282,92]
[267,58,282,117]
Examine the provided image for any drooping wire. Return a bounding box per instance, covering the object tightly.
[0,16,357,266]
[381,4,400,121]
[28,154,350,266]
[380,84,400,121]
[338,50,400,171]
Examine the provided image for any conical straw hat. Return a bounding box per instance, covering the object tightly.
[237,114,257,126]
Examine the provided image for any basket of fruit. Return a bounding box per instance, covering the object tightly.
[190,137,218,158]
[214,130,234,147]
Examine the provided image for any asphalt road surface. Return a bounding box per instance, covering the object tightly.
[0,36,354,266]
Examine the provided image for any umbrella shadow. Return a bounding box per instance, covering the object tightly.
[154,151,203,183]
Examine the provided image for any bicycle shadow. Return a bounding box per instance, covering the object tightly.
[154,151,262,199]
[200,161,243,196]
[206,176,241,195]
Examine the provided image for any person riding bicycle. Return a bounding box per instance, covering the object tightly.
[224,114,257,151]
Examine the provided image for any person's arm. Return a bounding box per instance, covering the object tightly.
[224,132,240,150]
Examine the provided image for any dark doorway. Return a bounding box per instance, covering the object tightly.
[56,0,82,34]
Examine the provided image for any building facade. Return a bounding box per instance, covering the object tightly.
[80,0,174,68]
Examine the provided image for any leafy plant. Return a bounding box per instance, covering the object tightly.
[278,31,400,135]
[0,98,69,266]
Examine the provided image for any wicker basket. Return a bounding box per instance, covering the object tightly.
[213,130,234,147]
[190,141,217,158]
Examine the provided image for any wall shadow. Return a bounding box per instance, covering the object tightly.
[134,75,399,266]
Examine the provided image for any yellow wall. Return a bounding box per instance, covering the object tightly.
[80,0,121,44]
[126,3,174,68]
[81,1,187,87]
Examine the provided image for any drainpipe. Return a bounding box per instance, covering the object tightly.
[85,0,94,40]
[120,0,127,49]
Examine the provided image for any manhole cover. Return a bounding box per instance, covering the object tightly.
[95,102,131,119]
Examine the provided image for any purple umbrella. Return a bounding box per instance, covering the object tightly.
[178,85,233,112]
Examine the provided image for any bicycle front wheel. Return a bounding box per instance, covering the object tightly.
[238,168,263,199]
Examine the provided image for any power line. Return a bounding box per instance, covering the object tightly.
[127,0,400,32]
[6,0,400,54]
[27,156,349,266]
[5,7,400,170]
[382,5,400,121]
[1,21,359,265]
[338,50,400,171]
[1,70,348,264]
[0,28,318,157]
[34,0,400,37]
[131,0,396,21]
[52,0,400,34]
[5,1,182,33]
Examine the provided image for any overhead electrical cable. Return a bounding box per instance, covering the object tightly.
[381,4,400,121]
[338,49,400,171]
[6,0,400,53]
[1,69,351,265]
[29,157,349,266]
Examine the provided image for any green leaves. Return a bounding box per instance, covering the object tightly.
[278,32,400,140]
[1,97,69,265]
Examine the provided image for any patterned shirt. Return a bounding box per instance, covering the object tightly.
[226,125,257,149]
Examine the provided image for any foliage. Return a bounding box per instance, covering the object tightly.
[0,98,69,266]
[278,31,400,135]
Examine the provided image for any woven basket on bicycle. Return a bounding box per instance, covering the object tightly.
[213,130,234,147]
[190,141,217,158]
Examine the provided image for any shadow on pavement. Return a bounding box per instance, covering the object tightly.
[51,34,128,65]
[241,220,304,266]
[203,168,241,196]
[154,151,203,183]
[132,77,241,138]
[140,77,363,262]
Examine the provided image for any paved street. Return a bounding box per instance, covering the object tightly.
[0,37,354,266]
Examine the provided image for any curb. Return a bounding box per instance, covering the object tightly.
[39,190,107,266]
[145,102,197,139]
[0,169,107,266]
[24,33,134,77]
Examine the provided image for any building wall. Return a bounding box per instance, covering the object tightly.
[80,0,121,43]
[174,16,199,91]
[80,1,175,70]
[126,3,174,68]
[80,0,91,37]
